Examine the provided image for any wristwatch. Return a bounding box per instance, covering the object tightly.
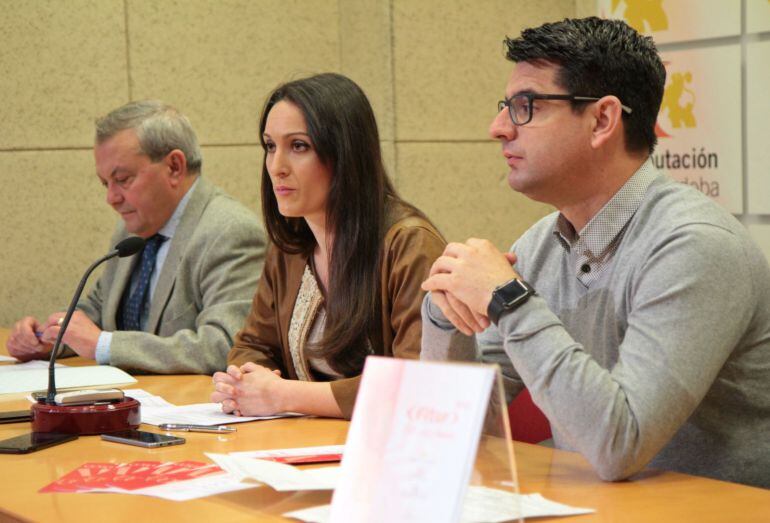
[487,278,536,325]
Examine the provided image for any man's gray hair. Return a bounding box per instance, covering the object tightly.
[95,100,202,174]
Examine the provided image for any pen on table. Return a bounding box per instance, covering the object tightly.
[158,423,236,433]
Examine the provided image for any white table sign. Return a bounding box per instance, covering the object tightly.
[329,356,496,523]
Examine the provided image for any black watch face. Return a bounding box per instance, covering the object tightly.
[497,280,529,307]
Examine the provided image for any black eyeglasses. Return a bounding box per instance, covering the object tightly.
[498,93,633,126]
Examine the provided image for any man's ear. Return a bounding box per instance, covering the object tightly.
[589,96,625,150]
[165,149,188,184]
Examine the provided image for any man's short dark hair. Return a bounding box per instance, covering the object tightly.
[505,17,665,155]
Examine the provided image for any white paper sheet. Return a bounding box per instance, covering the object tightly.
[285,486,595,523]
[0,355,18,362]
[88,472,256,501]
[0,365,136,394]
[121,389,176,408]
[461,487,595,521]
[206,453,341,491]
[231,445,344,460]
[140,402,301,426]
[285,505,332,522]
[0,360,63,373]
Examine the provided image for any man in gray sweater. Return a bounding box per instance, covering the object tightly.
[421,17,770,488]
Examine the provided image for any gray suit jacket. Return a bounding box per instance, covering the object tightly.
[78,177,266,375]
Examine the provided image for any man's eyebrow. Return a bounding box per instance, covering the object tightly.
[508,88,539,97]
[96,167,131,179]
[109,167,127,178]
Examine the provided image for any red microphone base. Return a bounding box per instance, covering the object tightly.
[31,398,141,435]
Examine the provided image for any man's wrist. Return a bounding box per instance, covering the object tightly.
[94,331,112,364]
[426,292,455,330]
[487,278,536,325]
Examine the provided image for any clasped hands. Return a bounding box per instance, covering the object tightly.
[211,363,285,416]
[421,238,519,336]
[6,310,101,361]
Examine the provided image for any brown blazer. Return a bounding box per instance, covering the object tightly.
[228,211,445,418]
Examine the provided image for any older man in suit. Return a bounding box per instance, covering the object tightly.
[6,100,266,375]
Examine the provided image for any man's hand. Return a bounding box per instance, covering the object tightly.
[430,290,491,336]
[422,239,519,334]
[6,316,52,361]
[39,311,102,359]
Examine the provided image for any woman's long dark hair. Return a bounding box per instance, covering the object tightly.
[259,73,416,376]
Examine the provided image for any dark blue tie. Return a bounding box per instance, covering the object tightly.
[121,234,166,331]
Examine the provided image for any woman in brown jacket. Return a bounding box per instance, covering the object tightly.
[211,73,445,419]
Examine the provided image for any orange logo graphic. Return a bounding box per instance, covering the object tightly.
[612,0,669,33]
[657,69,697,138]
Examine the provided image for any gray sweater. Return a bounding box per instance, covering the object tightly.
[422,165,770,488]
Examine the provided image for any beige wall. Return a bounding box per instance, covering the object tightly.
[0,0,573,326]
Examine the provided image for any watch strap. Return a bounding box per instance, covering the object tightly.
[487,278,535,325]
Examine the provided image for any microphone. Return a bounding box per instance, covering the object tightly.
[114,236,145,257]
[45,236,146,404]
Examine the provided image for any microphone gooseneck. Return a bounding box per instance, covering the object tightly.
[45,236,146,404]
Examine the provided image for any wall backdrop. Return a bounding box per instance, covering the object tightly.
[0,0,571,326]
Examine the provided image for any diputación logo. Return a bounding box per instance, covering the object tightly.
[653,61,720,197]
[612,0,669,33]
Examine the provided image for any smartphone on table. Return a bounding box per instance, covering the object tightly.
[101,430,185,448]
[0,410,32,424]
[0,432,78,454]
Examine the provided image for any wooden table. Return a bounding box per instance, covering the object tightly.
[1,329,768,522]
